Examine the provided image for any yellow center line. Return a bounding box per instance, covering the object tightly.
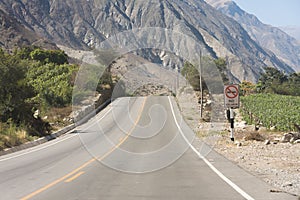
[20,158,96,200]
[64,171,85,183]
[20,97,147,200]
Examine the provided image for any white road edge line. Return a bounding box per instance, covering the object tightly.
[0,134,76,162]
[168,96,255,200]
[0,106,113,162]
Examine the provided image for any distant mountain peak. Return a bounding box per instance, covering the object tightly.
[206,0,300,72]
[205,0,233,8]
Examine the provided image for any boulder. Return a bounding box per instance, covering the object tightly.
[281,132,300,143]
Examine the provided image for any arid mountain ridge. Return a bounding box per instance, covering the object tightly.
[0,0,296,82]
[206,0,300,72]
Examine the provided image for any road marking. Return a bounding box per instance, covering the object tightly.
[168,97,255,200]
[0,106,113,162]
[21,97,147,200]
[64,171,85,183]
[0,134,77,162]
[20,158,97,200]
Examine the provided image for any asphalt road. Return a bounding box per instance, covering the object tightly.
[0,96,297,200]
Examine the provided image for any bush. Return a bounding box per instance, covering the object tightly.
[27,63,78,108]
[29,48,68,65]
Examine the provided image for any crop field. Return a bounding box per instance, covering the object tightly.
[240,94,300,131]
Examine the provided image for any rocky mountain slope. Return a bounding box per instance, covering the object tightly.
[280,26,300,41]
[206,0,300,72]
[0,9,56,50]
[0,0,295,82]
[278,26,300,43]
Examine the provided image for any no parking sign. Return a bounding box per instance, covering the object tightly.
[224,84,240,108]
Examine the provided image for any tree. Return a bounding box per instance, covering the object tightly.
[257,67,300,96]
[240,81,256,96]
[29,48,68,65]
[26,63,78,108]
[0,50,35,123]
[181,61,202,91]
[214,58,229,85]
[258,67,288,94]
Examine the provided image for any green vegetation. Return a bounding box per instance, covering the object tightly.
[27,63,77,108]
[181,57,229,92]
[0,47,116,150]
[181,61,204,91]
[256,67,300,96]
[241,94,300,131]
[0,47,78,150]
[240,67,300,131]
[181,59,299,132]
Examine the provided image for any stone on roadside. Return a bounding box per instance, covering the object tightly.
[264,140,271,145]
[234,141,242,147]
[273,138,281,142]
[282,182,293,187]
[281,132,300,143]
[294,139,300,144]
[281,133,294,143]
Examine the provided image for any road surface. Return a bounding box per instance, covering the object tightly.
[0,96,297,200]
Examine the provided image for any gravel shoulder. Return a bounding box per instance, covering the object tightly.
[177,87,300,197]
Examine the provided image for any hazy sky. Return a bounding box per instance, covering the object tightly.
[233,0,300,27]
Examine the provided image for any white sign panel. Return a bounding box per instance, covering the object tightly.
[224,84,240,108]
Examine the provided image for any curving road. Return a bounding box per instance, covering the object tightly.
[0,96,297,200]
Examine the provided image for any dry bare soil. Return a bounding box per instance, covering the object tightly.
[177,87,300,197]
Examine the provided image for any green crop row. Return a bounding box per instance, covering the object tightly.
[240,94,300,131]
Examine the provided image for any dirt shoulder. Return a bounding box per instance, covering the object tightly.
[177,87,300,197]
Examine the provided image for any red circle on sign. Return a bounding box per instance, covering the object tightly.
[225,85,238,99]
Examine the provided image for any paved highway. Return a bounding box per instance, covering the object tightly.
[0,96,297,200]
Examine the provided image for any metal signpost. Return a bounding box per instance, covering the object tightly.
[224,84,240,141]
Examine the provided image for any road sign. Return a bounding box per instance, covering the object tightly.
[224,84,240,108]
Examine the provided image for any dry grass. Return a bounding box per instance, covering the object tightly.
[0,123,36,150]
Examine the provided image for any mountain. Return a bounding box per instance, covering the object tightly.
[280,26,300,42]
[206,0,300,72]
[0,9,57,50]
[0,0,295,82]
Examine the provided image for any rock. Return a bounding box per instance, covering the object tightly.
[270,189,283,193]
[264,140,271,145]
[293,132,300,140]
[294,139,300,144]
[255,125,260,131]
[281,132,300,143]
[282,182,293,187]
[33,109,40,119]
[273,138,281,142]
[281,133,294,143]
[270,126,276,131]
[234,141,242,147]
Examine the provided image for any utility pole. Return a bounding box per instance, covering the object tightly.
[199,50,203,119]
